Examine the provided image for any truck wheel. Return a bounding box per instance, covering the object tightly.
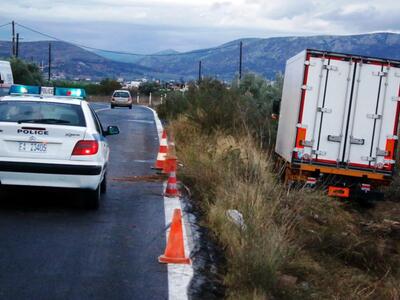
[85,186,100,210]
[100,173,107,194]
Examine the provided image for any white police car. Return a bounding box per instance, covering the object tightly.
[0,85,119,209]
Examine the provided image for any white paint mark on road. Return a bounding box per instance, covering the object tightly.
[144,106,163,140]
[163,188,194,300]
[147,105,194,300]
[94,107,111,113]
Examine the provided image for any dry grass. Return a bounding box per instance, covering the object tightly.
[169,116,400,299]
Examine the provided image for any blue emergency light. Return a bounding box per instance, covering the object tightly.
[8,85,87,100]
[54,87,86,99]
[9,85,41,95]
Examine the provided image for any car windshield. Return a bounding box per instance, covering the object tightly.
[113,92,129,98]
[0,101,86,127]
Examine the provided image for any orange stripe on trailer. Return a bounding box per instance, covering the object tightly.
[299,163,387,181]
[328,186,350,198]
[295,127,307,149]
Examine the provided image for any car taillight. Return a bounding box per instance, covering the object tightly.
[72,140,99,155]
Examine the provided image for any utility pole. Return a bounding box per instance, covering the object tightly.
[48,43,52,82]
[11,21,15,57]
[16,33,19,58]
[198,60,202,83]
[239,41,243,80]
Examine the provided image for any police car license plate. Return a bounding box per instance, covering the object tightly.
[18,142,47,153]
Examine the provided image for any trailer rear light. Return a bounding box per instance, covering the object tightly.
[384,138,396,160]
[72,140,99,155]
[295,127,307,149]
[328,186,350,198]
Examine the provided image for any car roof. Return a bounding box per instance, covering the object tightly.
[113,90,130,93]
[1,95,83,105]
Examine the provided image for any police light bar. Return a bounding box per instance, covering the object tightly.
[9,85,41,96]
[54,87,86,99]
[8,85,87,100]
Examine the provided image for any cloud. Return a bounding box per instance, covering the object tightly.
[0,0,399,52]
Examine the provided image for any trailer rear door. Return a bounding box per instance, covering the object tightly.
[299,56,355,164]
[298,53,400,172]
[344,63,400,171]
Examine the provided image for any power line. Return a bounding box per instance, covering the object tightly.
[15,22,238,58]
[0,22,11,29]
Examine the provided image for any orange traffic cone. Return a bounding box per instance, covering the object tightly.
[159,209,191,264]
[153,130,168,170]
[164,158,179,197]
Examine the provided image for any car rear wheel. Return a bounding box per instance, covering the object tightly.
[129,105,132,109]
[100,173,107,194]
[85,185,100,210]
[111,104,115,109]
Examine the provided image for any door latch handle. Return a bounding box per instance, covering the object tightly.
[350,137,365,145]
[327,135,341,142]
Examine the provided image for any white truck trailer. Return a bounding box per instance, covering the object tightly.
[276,49,400,198]
[0,61,14,97]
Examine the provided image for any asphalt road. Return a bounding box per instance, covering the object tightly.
[0,103,169,300]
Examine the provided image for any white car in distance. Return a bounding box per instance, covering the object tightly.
[0,85,119,209]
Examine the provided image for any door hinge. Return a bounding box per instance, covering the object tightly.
[376,149,388,156]
[317,107,332,113]
[323,65,338,71]
[312,150,327,156]
[301,140,314,147]
[372,71,388,77]
[296,123,308,129]
[350,137,365,145]
[304,60,316,66]
[367,114,382,120]
[361,156,375,162]
[301,85,312,91]
[327,135,342,143]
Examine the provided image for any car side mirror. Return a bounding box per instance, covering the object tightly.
[104,125,119,136]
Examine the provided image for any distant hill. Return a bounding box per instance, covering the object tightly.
[0,41,156,81]
[1,32,400,81]
[128,32,400,80]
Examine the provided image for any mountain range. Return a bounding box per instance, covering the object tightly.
[1,32,400,81]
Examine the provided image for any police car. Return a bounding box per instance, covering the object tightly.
[0,85,119,209]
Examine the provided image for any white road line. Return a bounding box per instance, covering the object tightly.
[148,105,194,300]
[94,107,111,113]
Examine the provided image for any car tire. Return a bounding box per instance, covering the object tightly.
[129,105,132,109]
[111,105,114,109]
[85,186,100,210]
[100,173,107,194]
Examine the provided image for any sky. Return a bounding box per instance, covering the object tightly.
[0,0,399,54]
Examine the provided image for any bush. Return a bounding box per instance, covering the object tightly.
[10,58,44,86]
[158,75,282,147]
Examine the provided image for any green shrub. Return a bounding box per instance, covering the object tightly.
[10,58,44,86]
